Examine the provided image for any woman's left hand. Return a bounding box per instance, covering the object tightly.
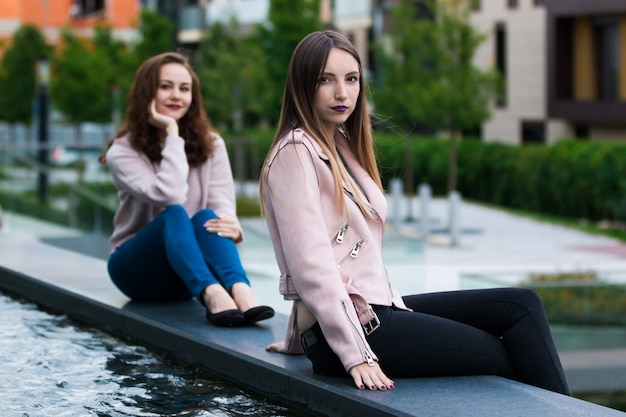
[204,214,242,241]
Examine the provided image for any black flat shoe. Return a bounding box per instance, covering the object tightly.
[206,308,245,327]
[244,306,275,324]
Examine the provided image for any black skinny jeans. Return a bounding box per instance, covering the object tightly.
[302,287,570,395]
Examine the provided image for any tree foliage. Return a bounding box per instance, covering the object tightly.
[133,9,175,64]
[197,21,269,131]
[0,25,49,124]
[49,10,173,125]
[255,0,321,123]
[374,0,499,191]
[50,29,113,123]
[92,25,136,121]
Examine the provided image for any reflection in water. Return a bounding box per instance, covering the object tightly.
[0,293,303,417]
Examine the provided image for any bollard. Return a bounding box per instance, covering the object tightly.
[390,178,403,234]
[418,184,431,240]
[449,190,462,246]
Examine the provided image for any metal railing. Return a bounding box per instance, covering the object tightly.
[0,123,262,234]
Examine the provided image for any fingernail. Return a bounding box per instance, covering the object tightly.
[389,384,395,390]
[371,385,376,390]
[359,384,365,390]
[380,385,387,390]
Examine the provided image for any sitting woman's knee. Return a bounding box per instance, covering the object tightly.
[515,287,544,309]
[192,208,218,224]
[163,204,188,218]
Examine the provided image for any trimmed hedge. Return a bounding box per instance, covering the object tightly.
[374,135,626,223]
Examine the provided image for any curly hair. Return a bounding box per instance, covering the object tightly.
[100,52,215,167]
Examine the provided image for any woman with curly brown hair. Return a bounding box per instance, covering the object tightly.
[100,52,273,327]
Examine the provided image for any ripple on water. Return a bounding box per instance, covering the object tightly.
[0,293,305,417]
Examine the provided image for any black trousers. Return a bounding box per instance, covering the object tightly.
[302,287,570,395]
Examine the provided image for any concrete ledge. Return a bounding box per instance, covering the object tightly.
[0,236,624,417]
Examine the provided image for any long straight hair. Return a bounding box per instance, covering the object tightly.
[261,30,382,219]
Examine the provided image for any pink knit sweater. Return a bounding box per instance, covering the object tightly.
[106,132,240,253]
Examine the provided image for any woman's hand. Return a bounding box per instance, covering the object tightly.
[349,362,395,391]
[149,99,179,137]
[204,214,242,242]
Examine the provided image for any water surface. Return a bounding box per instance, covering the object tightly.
[0,292,304,417]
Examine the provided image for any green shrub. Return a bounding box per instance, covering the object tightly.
[236,195,261,217]
[372,133,626,223]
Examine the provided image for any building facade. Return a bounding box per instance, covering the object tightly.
[0,0,140,55]
[472,0,626,144]
[6,0,622,145]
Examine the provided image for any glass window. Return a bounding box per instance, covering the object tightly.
[521,121,546,144]
[595,18,620,101]
[495,22,507,107]
[71,0,106,18]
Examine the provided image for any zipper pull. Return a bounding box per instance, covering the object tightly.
[350,241,363,257]
[335,226,347,243]
[365,351,375,366]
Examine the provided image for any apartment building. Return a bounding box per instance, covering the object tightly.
[472,0,626,144]
[177,0,626,144]
[0,0,140,55]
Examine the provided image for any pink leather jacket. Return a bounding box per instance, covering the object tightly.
[261,128,409,372]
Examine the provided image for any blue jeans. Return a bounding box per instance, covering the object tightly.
[108,205,250,303]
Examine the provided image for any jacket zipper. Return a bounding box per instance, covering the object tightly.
[342,300,375,366]
[337,240,364,268]
[332,225,349,245]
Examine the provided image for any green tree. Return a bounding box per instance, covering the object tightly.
[50,29,114,182]
[133,9,175,64]
[92,25,135,124]
[197,21,269,131]
[0,25,48,124]
[254,0,321,123]
[374,0,499,193]
[50,29,112,124]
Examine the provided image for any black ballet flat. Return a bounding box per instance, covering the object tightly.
[243,306,275,324]
[206,308,245,327]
